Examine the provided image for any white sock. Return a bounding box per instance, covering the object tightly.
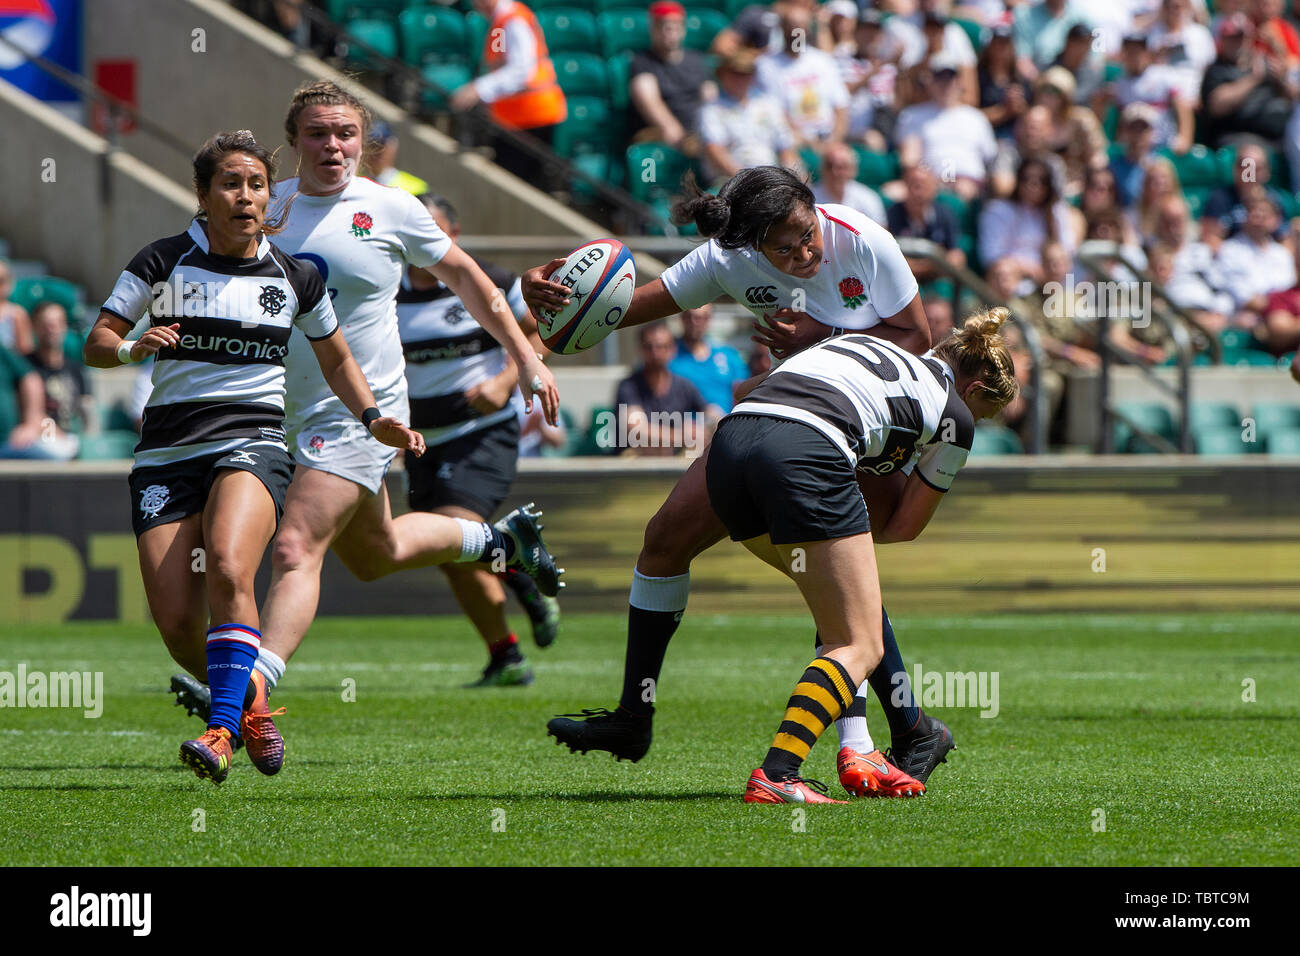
[453,517,491,562]
[816,643,874,753]
[628,570,690,612]
[254,647,287,690]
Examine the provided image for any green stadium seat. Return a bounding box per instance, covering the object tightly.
[78,431,139,461]
[1194,424,1255,455]
[1266,427,1300,454]
[607,51,632,110]
[341,19,398,68]
[1165,145,1220,188]
[1183,185,1213,219]
[464,10,488,67]
[530,0,586,8]
[98,403,136,434]
[626,141,698,203]
[10,276,82,319]
[854,147,899,188]
[1268,147,1290,190]
[326,0,405,21]
[685,9,730,51]
[554,52,610,98]
[538,8,599,54]
[555,95,620,197]
[799,145,820,176]
[1188,401,1241,431]
[970,424,1024,456]
[398,6,467,67]
[725,0,753,17]
[576,405,616,456]
[593,0,645,11]
[1251,402,1300,438]
[1221,348,1279,367]
[952,17,982,48]
[1218,327,1257,352]
[1114,401,1175,453]
[935,191,977,235]
[420,63,474,109]
[599,9,651,58]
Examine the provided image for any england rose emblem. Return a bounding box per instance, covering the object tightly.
[351,212,373,238]
[839,276,865,310]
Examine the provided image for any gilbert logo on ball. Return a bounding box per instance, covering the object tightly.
[538,239,636,354]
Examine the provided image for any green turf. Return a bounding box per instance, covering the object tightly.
[1,612,1297,866]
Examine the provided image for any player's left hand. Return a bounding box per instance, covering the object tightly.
[368,417,426,456]
[518,356,559,427]
[752,309,832,359]
[466,375,514,414]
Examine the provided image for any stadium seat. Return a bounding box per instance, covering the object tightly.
[1252,402,1300,437]
[626,141,698,204]
[935,191,977,235]
[555,96,621,197]
[854,148,899,188]
[1165,145,1220,188]
[599,9,651,58]
[1188,401,1241,431]
[464,10,488,67]
[725,0,753,17]
[98,403,136,434]
[1218,327,1258,352]
[592,0,647,10]
[970,424,1024,455]
[1221,349,1279,367]
[11,275,82,318]
[685,9,730,51]
[420,63,474,109]
[554,52,611,98]
[1265,426,1300,454]
[952,17,982,48]
[530,0,586,8]
[78,431,139,461]
[326,0,405,21]
[341,19,398,68]
[1194,424,1255,455]
[1183,185,1211,219]
[607,51,632,110]
[398,6,467,67]
[538,8,599,55]
[1114,401,1176,452]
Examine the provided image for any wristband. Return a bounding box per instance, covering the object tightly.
[361,406,381,429]
[117,340,137,364]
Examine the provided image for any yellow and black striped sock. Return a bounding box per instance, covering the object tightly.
[762,657,857,782]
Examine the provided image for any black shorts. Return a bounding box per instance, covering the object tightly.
[128,443,294,538]
[705,414,870,545]
[406,415,520,518]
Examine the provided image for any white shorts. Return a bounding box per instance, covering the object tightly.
[287,382,409,495]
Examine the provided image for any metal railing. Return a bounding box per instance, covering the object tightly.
[1075,240,1199,454]
[897,237,1049,454]
[292,1,675,234]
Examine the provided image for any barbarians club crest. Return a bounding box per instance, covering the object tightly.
[351,211,373,238]
[839,276,865,310]
[140,484,170,519]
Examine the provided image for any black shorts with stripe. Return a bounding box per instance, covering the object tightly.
[405,415,520,519]
[128,443,294,537]
[705,414,870,545]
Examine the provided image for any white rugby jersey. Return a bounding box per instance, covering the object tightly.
[732,334,974,490]
[270,176,453,427]
[396,261,528,446]
[660,204,918,328]
[102,219,339,469]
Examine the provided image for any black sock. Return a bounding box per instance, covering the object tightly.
[501,568,543,613]
[617,605,683,717]
[867,607,921,739]
[488,634,523,664]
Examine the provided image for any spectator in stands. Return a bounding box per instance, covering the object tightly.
[889,0,979,106]
[1085,205,1150,280]
[668,304,747,414]
[756,3,851,151]
[0,342,70,459]
[711,0,798,57]
[1104,33,1197,155]
[26,301,91,440]
[1201,14,1297,151]
[629,1,713,153]
[896,51,998,199]
[1261,222,1300,353]
[1109,102,1161,207]
[1082,165,1142,247]
[1054,22,1107,106]
[979,154,1077,287]
[1129,155,1184,240]
[746,341,772,379]
[698,50,799,185]
[886,162,968,281]
[1034,66,1108,199]
[0,260,33,356]
[990,104,1069,200]
[1152,195,1233,325]
[1253,0,1300,72]
[1146,240,1231,337]
[812,143,888,224]
[978,22,1030,139]
[1149,0,1218,85]
[450,0,567,181]
[1014,0,1092,75]
[819,0,861,56]
[838,9,904,152]
[518,399,567,457]
[922,293,954,342]
[614,321,710,457]
[366,122,428,195]
[1202,142,1288,238]
[1216,193,1296,324]
[1033,239,1103,370]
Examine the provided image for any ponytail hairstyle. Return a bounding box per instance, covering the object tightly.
[932,306,1020,413]
[671,166,815,249]
[191,130,290,235]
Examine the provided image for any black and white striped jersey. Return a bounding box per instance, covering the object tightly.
[102,219,339,468]
[396,261,527,446]
[731,334,974,491]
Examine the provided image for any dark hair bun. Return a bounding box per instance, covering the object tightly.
[691,194,732,238]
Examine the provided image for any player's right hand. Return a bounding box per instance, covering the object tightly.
[130,323,182,360]
[521,258,571,315]
[752,309,831,359]
[368,417,426,456]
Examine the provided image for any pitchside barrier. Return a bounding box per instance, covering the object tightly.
[1,457,1297,625]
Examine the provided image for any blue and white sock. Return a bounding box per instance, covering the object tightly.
[205,623,260,735]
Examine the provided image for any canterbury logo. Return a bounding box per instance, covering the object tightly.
[745,285,778,306]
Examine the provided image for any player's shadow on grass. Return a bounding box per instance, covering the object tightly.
[1,764,164,772]
[420,791,739,802]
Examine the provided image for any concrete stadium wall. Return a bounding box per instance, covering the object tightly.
[0,79,197,302]
[2,456,1297,626]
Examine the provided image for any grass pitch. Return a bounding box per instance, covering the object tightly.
[1,611,1297,866]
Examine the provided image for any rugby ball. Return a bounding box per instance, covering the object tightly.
[537,239,636,355]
